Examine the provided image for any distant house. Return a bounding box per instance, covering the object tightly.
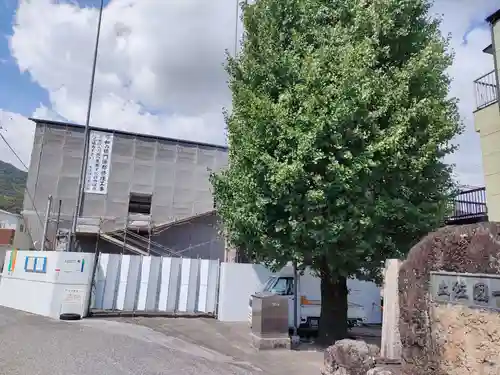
[0,209,20,230]
[472,8,500,222]
[0,209,20,272]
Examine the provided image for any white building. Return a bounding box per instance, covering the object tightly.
[0,209,20,230]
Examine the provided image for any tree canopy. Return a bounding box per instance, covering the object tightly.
[211,0,461,343]
[0,160,27,214]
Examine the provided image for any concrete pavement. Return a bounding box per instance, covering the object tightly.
[0,307,323,375]
[111,316,324,374]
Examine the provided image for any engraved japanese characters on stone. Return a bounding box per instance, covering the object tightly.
[473,282,490,304]
[435,279,451,301]
[437,280,450,297]
[452,280,469,300]
[430,272,500,310]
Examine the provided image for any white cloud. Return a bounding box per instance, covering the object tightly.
[0,0,498,188]
[0,110,35,170]
[9,0,237,145]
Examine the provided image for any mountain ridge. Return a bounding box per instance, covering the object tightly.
[0,160,27,214]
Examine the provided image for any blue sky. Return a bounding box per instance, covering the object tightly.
[0,1,47,116]
[0,0,498,188]
[0,0,112,117]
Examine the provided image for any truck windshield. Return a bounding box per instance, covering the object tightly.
[263,277,294,295]
[261,277,277,292]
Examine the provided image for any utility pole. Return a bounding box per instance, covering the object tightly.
[41,195,53,251]
[69,0,105,251]
[234,0,239,57]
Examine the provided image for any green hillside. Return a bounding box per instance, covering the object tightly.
[0,160,27,214]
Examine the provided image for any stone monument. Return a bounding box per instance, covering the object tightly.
[398,223,500,375]
[380,259,402,361]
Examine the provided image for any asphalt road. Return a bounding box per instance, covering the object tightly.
[0,307,261,375]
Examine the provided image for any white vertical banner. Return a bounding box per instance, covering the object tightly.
[85,130,114,194]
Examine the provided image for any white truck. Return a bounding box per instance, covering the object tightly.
[248,265,381,332]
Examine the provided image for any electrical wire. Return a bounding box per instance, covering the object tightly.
[0,126,50,248]
[0,129,29,170]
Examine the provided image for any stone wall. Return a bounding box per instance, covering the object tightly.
[398,223,500,375]
[431,303,500,374]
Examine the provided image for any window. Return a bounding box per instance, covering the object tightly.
[264,277,294,296]
[128,193,152,215]
[19,224,24,232]
[261,277,277,292]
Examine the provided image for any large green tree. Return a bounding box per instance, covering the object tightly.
[211,0,461,344]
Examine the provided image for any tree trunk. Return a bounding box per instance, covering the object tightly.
[318,267,349,346]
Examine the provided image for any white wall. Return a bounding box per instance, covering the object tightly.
[217,262,272,322]
[0,250,95,319]
[91,254,220,314]
[217,262,382,324]
[347,278,382,324]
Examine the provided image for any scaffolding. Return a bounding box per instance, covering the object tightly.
[26,208,223,259]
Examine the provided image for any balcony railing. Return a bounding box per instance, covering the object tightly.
[446,187,488,225]
[474,70,498,110]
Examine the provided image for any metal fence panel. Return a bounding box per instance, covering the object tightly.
[91,254,219,316]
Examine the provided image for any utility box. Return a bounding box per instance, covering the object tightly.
[250,292,290,350]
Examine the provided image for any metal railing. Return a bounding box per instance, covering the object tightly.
[474,70,498,110]
[101,229,181,257]
[446,187,488,225]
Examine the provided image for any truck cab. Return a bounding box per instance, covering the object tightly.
[248,274,319,331]
[248,268,373,332]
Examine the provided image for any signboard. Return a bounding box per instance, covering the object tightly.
[60,288,85,316]
[63,288,85,304]
[62,258,86,273]
[84,130,114,194]
[430,271,500,310]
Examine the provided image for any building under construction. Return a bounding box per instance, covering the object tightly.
[15,118,228,260]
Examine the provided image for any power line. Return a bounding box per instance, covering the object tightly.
[0,128,29,170]
[0,126,50,249]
